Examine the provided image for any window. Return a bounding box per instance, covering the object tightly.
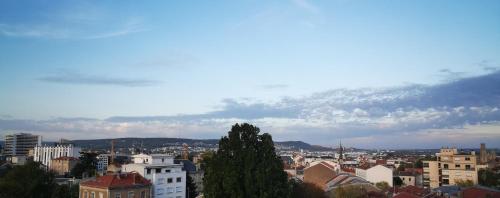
[141,191,146,198]
[442,179,449,185]
[167,178,173,183]
[84,192,88,198]
[146,169,151,174]
[176,177,182,182]
[455,164,460,168]
[128,191,134,198]
[162,158,165,163]
[465,165,471,170]
[165,169,171,173]
[176,186,183,193]
[438,163,441,168]
[115,193,121,198]
[423,163,429,168]
[465,157,470,161]
[156,168,161,173]
[443,164,449,169]
[167,187,174,194]
[409,178,412,181]
[158,178,165,184]
[90,192,95,198]
[156,188,164,195]
[402,177,405,181]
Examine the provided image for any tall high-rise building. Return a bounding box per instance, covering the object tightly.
[423,147,478,188]
[3,133,42,156]
[480,143,487,164]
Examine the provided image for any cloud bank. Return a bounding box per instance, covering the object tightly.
[2,72,500,148]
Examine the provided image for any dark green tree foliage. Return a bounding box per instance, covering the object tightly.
[203,123,290,198]
[479,169,500,189]
[393,177,403,187]
[51,184,79,198]
[71,152,98,178]
[0,161,56,198]
[186,174,198,198]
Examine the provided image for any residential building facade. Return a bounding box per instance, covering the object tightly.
[79,172,152,198]
[355,164,393,186]
[3,133,42,156]
[50,156,79,176]
[423,148,478,188]
[122,154,186,198]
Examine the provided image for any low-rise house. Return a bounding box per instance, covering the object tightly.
[50,156,79,176]
[79,172,152,198]
[303,161,339,190]
[355,165,393,186]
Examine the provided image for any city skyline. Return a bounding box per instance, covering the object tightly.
[1,0,500,148]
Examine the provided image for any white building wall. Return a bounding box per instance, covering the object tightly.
[33,145,81,168]
[123,154,186,198]
[366,165,393,187]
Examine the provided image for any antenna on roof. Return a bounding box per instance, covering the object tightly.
[111,139,115,164]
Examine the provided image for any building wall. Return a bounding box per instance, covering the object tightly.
[123,155,186,198]
[80,186,152,198]
[424,148,479,189]
[423,160,439,188]
[33,145,81,168]
[399,175,416,186]
[4,133,41,156]
[366,165,393,187]
[50,159,78,176]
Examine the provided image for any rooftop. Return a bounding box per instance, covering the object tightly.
[80,172,151,189]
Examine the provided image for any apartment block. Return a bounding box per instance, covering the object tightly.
[122,154,186,198]
[3,133,42,156]
[423,148,478,188]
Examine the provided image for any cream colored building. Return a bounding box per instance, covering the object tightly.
[423,148,478,188]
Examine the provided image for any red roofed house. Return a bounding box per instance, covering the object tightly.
[303,161,339,190]
[50,156,79,176]
[79,172,152,198]
[460,186,500,198]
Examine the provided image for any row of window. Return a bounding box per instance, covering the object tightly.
[155,186,184,195]
[146,168,174,174]
[157,177,182,184]
[83,190,146,198]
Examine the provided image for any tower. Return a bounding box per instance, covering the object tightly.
[338,140,344,163]
[480,143,487,164]
[182,143,189,160]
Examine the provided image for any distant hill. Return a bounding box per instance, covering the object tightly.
[70,137,332,151]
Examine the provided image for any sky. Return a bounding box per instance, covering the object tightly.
[1,0,500,149]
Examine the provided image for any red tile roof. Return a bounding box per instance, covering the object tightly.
[395,185,429,197]
[80,172,151,189]
[462,186,500,198]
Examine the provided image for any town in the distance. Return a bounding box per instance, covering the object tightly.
[0,128,499,198]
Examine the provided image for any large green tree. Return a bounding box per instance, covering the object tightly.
[71,152,98,178]
[0,161,56,198]
[203,123,290,198]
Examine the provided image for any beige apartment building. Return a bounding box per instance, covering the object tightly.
[423,148,478,188]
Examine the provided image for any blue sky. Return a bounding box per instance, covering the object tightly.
[1,0,500,148]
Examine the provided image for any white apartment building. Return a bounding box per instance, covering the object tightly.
[122,154,186,198]
[33,145,81,168]
[97,154,110,172]
[355,164,393,186]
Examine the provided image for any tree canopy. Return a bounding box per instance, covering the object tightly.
[71,152,98,178]
[0,161,77,198]
[203,123,290,198]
